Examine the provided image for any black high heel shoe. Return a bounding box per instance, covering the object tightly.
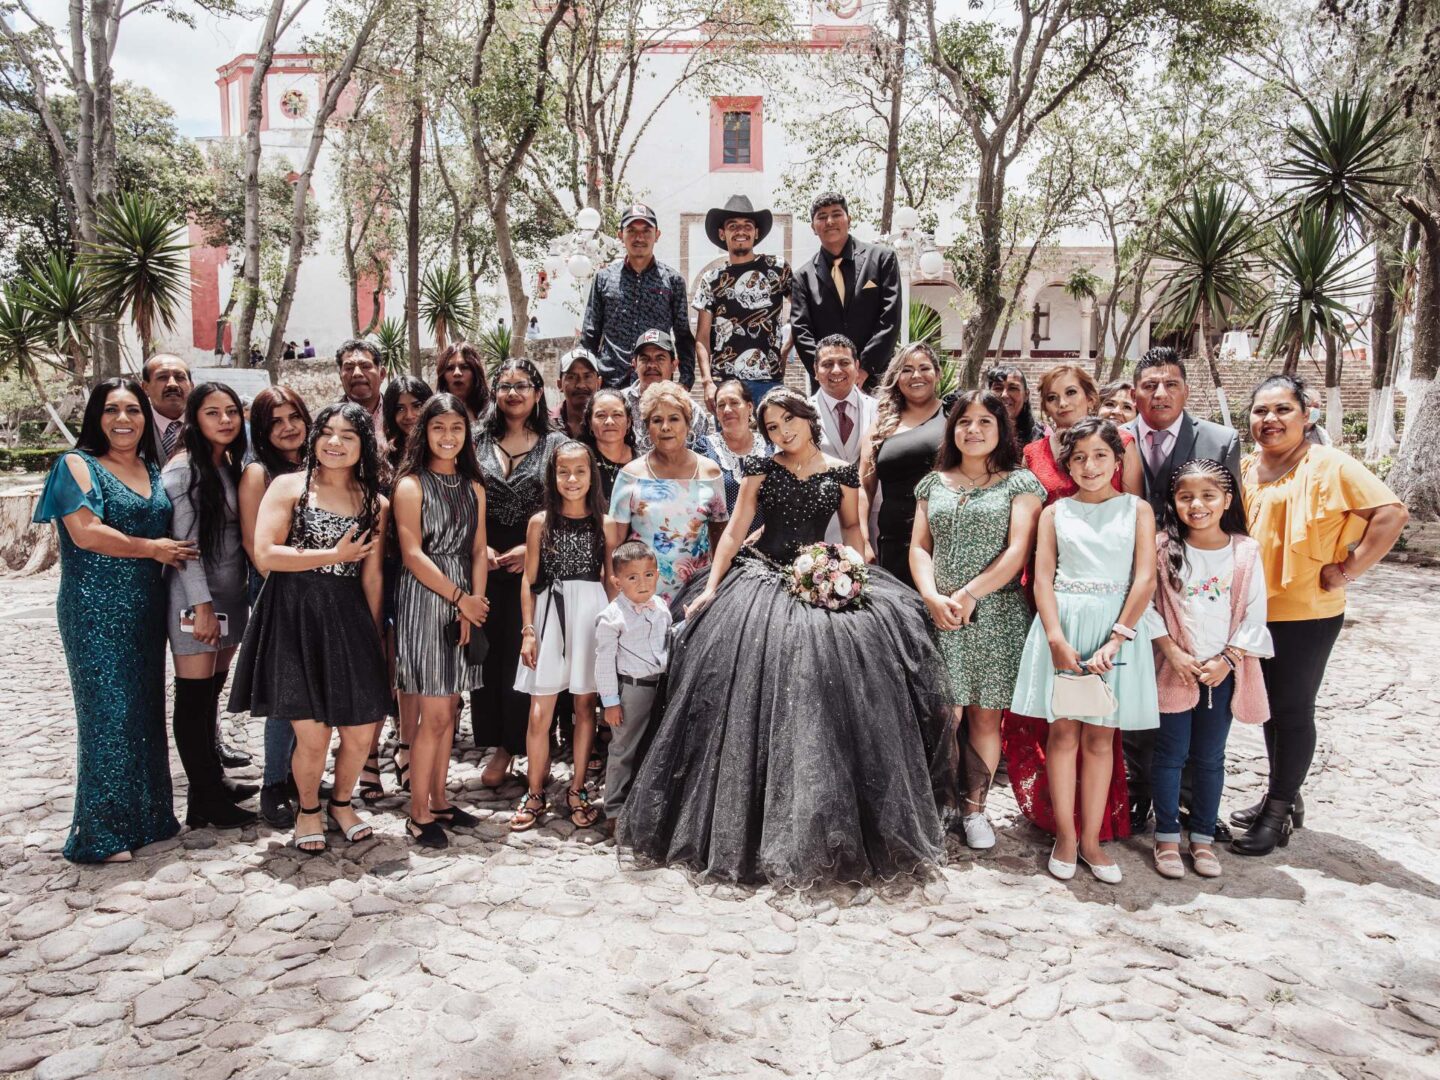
[1230,797,1293,856]
[1231,791,1304,830]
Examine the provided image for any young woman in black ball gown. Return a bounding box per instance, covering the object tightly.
[618,389,956,888]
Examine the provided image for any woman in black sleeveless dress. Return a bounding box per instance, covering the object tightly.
[618,389,955,887]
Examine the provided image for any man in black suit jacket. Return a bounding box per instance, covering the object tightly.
[790,192,901,386]
[1121,346,1243,835]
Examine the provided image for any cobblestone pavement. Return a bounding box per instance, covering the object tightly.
[1,565,1438,1079]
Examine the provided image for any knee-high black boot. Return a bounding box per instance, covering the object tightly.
[1230,797,1293,856]
[174,677,256,829]
[209,672,258,802]
[212,670,252,769]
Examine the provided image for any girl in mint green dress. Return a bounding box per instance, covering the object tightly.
[1011,418,1159,882]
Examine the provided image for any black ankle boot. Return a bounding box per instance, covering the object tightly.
[174,677,257,830]
[260,782,295,828]
[1231,797,1293,856]
[1231,791,1304,831]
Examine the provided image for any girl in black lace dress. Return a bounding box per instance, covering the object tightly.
[229,404,390,853]
[618,389,956,887]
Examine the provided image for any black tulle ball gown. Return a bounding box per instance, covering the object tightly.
[617,455,957,888]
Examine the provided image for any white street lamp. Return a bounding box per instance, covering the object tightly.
[567,252,595,280]
[576,206,602,232]
[893,205,920,231]
[918,248,945,279]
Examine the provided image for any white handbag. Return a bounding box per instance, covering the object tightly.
[1051,672,1117,719]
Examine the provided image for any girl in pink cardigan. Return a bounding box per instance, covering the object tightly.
[1150,460,1272,880]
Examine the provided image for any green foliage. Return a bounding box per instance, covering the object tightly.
[419,264,474,349]
[1257,207,1369,361]
[83,192,189,355]
[1063,266,1104,302]
[475,322,513,372]
[0,447,65,472]
[1273,89,1407,234]
[0,282,53,384]
[17,253,98,374]
[374,317,408,378]
[1151,184,1263,338]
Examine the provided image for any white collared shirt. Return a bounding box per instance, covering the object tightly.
[1136,412,1185,465]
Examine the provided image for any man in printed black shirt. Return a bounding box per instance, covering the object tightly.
[693,194,793,414]
[580,203,696,390]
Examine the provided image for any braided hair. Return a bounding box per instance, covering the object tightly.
[298,402,383,540]
[1160,458,1249,593]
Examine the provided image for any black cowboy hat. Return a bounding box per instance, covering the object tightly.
[705,194,773,250]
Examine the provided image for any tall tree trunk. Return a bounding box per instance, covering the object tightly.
[1198,302,1231,428]
[263,0,387,383]
[87,0,120,377]
[959,152,1005,389]
[234,0,288,374]
[878,0,907,235]
[1367,225,1407,461]
[1323,331,1341,442]
[406,0,424,376]
[1392,191,1440,518]
[492,203,528,357]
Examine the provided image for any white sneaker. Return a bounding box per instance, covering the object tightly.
[962,813,996,850]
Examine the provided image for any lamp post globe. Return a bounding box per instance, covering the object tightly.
[576,206,602,232]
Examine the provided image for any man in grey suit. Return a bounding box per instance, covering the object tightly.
[1121,345,1243,834]
[141,353,192,466]
[808,334,878,543]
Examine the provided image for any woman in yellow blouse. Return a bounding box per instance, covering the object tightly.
[1233,374,1407,855]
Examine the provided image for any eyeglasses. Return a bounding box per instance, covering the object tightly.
[496,382,534,394]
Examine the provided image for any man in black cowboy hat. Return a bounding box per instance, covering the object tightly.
[580,202,697,390]
[790,191,901,387]
[693,194,794,413]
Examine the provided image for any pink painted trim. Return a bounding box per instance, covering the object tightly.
[709,96,762,173]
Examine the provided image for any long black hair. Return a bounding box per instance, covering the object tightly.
[434,342,490,419]
[580,387,637,454]
[479,357,549,441]
[76,378,158,463]
[986,364,1037,445]
[935,390,1019,473]
[539,439,607,571]
[249,385,311,479]
[1160,458,1249,593]
[393,393,486,489]
[382,375,434,475]
[300,402,383,536]
[178,382,248,560]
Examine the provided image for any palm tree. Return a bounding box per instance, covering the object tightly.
[1257,207,1369,374]
[19,253,99,383]
[419,264,473,351]
[475,321,512,377]
[1273,89,1407,238]
[374,317,409,378]
[1150,185,1262,426]
[0,281,76,442]
[84,192,190,361]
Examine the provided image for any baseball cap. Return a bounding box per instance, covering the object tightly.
[631,329,675,356]
[558,348,600,376]
[620,203,659,229]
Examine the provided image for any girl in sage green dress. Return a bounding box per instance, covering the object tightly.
[911,391,1045,852]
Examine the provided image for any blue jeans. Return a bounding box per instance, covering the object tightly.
[262,714,295,786]
[1154,674,1234,844]
[740,379,784,406]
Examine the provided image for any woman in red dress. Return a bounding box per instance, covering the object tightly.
[1004,363,1144,841]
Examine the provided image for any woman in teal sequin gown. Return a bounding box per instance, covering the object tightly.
[34,380,198,863]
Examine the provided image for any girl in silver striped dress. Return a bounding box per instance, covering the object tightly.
[392,394,490,849]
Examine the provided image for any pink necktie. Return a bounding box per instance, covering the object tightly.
[836,400,853,445]
[1147,429,1168,473]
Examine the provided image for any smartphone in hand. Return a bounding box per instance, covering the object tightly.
[180,608,230,636]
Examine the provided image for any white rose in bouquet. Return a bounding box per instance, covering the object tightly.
[795,553,815,576]
[834,574,854,598]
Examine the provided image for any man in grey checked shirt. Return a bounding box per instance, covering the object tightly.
[580,203,697,390]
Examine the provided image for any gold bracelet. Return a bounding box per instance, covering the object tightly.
[520,624,536,636]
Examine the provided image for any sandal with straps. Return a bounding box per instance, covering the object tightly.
[394,743,411,794]
[510,791,548,832]
[326,798,374,843]
[293,805,327,855]
[407,817,448,849]
[358,754,385,801]
[431,804,479,829]
[565,786,601,829]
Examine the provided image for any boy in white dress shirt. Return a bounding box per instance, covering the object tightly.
[594,541,672,824]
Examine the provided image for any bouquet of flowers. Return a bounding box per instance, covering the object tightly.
[787,543,869,612]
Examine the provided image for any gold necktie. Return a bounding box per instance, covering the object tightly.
[830,259,846,307]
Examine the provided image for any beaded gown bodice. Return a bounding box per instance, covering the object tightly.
[741,455,860,563]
